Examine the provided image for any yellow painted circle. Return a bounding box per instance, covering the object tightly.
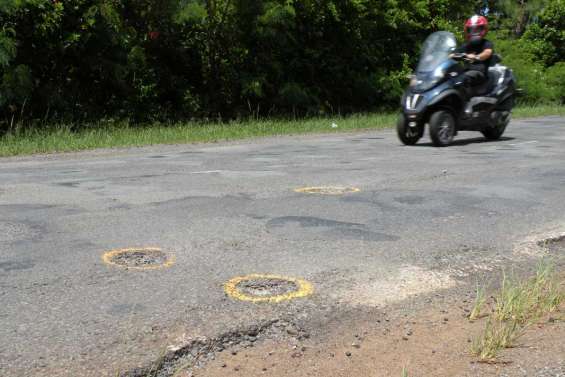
[294,186,360,195]
[224,274,314,303]
[102,247,175,270]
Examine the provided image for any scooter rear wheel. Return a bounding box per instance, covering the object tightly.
[482,116,509,140]
[482,98,513,140]
[429,110,455,147]
[397,113,423,145]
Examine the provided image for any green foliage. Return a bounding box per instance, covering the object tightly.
[496,0,548,36]
[277,82,317,114]
[522,0,565,65]
[519,26,557,66]
[492,34,559,104]
[0,64,32,106]
[259,1,295,26]
[0,30,16,67]
[545,62,565,103]
[0,0,23,13]
[0,0,561,127]
[493,35,543,102]
[175,1,207,24]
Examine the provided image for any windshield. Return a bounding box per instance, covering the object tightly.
[417,31,457,73]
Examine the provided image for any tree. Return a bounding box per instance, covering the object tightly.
[522,0,565,64]
[496,0,548,36]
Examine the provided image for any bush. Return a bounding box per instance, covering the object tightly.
[522,0,565,65]
[546,62,565,104]
[492,34,561,104]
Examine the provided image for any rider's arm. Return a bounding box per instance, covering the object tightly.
[467,40,494,61]
[468,48,493,61]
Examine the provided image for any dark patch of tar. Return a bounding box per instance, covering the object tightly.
[57,181,80,188]
[0,204,55,212]
[326,228,399,242]
[394,195,426,205]
[109,203,131,211]
[107,303,146,315]
[54,170,83,176]
[267,216,398,242]
[267,216,363,229]
[340,193,398,211]
[247,214,268,220]
[178,150,204,154]
[0,260,35,272]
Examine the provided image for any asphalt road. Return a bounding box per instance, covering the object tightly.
[1,116,565,376]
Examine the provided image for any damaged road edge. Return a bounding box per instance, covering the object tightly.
[120,318,308,377]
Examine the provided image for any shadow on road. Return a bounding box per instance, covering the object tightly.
[413,136,515,147]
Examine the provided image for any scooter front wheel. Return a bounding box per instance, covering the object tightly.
[397,113,423,145]
[429,110,456,147]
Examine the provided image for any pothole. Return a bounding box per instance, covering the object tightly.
[102,248,175,270]
[239,278,298,297]
[0,221,33,243]
[294,186,360,195]
[224,274,313,303]
[514,229,565,256]
[540,235,565,253]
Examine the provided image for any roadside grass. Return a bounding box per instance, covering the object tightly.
[0,112,396,157]
[471,319,521,361]
[0,104,563,157]
[493,263,563,324]
[512,104,565,118]
[146,347,168,377]
[470,261,564,362]
[469,283,487,321]
[170,340,219,377]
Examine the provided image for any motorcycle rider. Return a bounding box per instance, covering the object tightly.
[452,15,494,96]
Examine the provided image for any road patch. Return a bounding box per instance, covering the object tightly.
[334,266,457,306]
[294,186,360,195]
[224,274,313,303]
[0,221,34,243]
[102,247,175,270]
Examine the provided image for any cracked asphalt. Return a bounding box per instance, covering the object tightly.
[1,116,565,376]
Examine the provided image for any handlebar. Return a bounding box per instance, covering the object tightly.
[449,53,477,62]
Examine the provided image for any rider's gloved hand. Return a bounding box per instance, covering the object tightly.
[466,53,479,62]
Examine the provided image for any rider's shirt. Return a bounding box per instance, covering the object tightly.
[456,39,494,74]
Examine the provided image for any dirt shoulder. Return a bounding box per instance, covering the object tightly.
[194,300,564,377]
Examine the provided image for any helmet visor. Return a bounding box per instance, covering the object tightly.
[467,25,485,37]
